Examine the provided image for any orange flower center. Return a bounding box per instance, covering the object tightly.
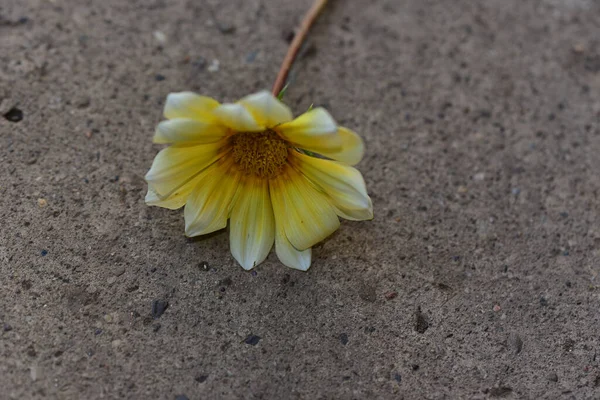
[231,130,289,179]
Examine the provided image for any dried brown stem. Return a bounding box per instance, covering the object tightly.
[272,0,328,96]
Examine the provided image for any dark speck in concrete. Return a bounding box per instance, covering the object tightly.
[195,375,208,383]
[244,335,261,346]
[155,74,166,81]
[174,395,189,400]
[339,333,349,345]
[508,333,523,354]
[152,300,169,319]
[548,372,558,382]
[394,373,401,383]
[414,307,429,334]
[489,386,512,397]
[40,250,48,256]
[3,107,23,122]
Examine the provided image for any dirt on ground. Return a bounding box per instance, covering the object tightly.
[1,0,600,398]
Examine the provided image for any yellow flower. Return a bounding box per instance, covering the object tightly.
[145,91,373,271]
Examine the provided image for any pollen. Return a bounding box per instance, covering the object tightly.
[231,130,289,179]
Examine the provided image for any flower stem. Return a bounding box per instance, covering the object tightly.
[272,0,328,96]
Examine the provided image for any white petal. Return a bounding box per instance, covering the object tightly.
[213,103,264,132]
[238,90,293,127]
[276,108,341,152]
[230,179,275,270]
[153,119,228,144]
[270,168,339,251]
[294,152,373,221]
[163,92,220,120]
[184,160,241,237]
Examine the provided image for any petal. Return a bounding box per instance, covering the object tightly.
[316,126,365,166]
[146,182,195,210]
[293,152,373,221]
[230,178,275,270]
[163,92,220,120]
[184,160,241,237]
[276,108,341,152]
[153,119,228,144]
[213,103,264,132]
[238,90,293,127]
[270,168,340,251]
[145,141,224,201]
[271,185,312,271]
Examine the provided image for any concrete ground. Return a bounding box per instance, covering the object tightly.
[1,0,600,398]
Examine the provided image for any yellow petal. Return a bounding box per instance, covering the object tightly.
[294,152,373,221]
[144,141,224,201]
[276,108,341,152]
[230,178,275,270]
[238,90,293,127]
[184,160,241,237]
[153,119,228,144]
[163,92,220,121]
[271,188,312,271]
[213,103,264,132]
[270,168,340,251]
[331,197,374,221]
[146,182,195,210]
[316,126,365,166]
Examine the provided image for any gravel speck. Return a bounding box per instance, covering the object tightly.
[244,335,261,346]
[152,300,169,319]
[339,333,349,345]
[4,107,23,122]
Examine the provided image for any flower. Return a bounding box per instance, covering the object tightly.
[145,90,372,271]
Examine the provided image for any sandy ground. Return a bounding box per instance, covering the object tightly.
[1,0,600,398]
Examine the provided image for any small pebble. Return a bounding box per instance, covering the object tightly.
[37,198,47,207]
[384,291,397,300]
[509,333,523,354]
[207,59,220,72]
[216,21,236,34]
[414,307,429,334]
[195,375,208,383]
[153,31,167,43]
[393,373,401,383]
[548,372,558,382]
[152,300,169,319]
[339,333,349,345]
[40,250,48,256]
[155,74,166,81]
[493,304,501,312]
[3,323,13,332]
[244,334,261,346]
[3,107,23,122]
[473,172,485,181]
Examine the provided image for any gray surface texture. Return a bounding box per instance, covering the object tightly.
[1,0,600,398]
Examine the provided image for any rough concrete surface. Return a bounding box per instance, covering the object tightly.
[1,0,600,398]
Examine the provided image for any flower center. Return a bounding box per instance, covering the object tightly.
[231,130,289,179]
